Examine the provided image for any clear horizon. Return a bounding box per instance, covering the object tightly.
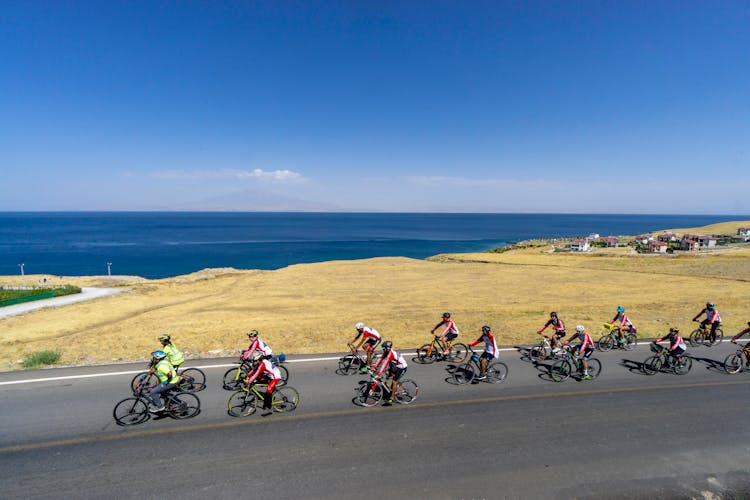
[1,2,748,214]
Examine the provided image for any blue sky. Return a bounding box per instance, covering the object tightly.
[1,1,748,213]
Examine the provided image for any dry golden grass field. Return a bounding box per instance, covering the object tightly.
[1,220,749,370]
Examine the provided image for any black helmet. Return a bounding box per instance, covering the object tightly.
[382,341,393,350]
[706,302,715,309]
[669,327,680,334]
[442,312,451,319]
[550,311,557,317]
[481,325,491,333]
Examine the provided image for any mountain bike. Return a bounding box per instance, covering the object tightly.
[415,335,468,364]
[597,323,637,352]
[549,345,601,382]
[222,354,289,390]
[688,322,724,347]
[529,335,553,361]
[227,383,299,417]
[114,382,201,426]
[130,364,206,395]
[642,343,692,375]
[452,349,508,384]
[723,343,750,375]
[354,371,419,407]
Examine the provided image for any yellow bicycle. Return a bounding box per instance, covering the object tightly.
[227,383,299,417]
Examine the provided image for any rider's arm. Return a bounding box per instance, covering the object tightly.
[431,320,445,334]
[538,320,551,333]
[375,352,393,377]
[692,308,706,321]
[469,337,481,348]
[244,365,262,385]
[731,328,750,342]
[653,336,666,344]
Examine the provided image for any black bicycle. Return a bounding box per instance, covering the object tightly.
[114,382,201,426]
[451,349,508,384]
[130,364,206,395]
[642,344,692,375]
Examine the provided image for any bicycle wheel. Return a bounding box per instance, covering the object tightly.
[274,364,289,387]
[415,344,436,364]
[585,359,602,379]
[395,379,419,404]
[550,360,571,382]
[271,386,299,412]
[222,367,245,390]
[597,335,614,352]
[447,343,469,363]
[130,372,158,396]
[673,356,692,375]
[338,355,362,375]
[113,397,150,426]
[707,328,724,346]
[642,356,660,375]
[167,392,201,419]
[227,390,258,417]
[356,382,384,407]
[724,353,744,375]
[623,334,638,351]
[485,361,508,384]
[452,362,475,384]
[529,344,549,362]
[178,368,206,392]
[688,329,704,347]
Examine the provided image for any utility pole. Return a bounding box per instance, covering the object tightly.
[19,262,25,287]
[107,262,112,277]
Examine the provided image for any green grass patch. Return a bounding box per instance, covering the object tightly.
[22,350,62,369]
[0,285,81,302]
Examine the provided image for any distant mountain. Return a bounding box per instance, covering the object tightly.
[174,187,344,212]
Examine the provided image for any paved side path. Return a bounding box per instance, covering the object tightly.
[0,287,126,319]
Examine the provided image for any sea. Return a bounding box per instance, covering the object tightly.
[0,212,741,279]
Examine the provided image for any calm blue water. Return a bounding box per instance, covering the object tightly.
[0,212,740,279]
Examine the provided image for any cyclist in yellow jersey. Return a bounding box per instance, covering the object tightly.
[143,350,180,412]
[158,334,184,372]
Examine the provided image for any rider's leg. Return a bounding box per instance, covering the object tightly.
[480,356,488,375]
[744,346,750,364]
[710,322,719,343]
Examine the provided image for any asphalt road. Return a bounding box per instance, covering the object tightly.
[2,342,750,499]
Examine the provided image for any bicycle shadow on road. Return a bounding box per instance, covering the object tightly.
[620,359,650,376]
[689,355,726,374]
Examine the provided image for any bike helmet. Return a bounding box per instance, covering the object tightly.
[151,350,167,360]
[669,327,680,334]
[616,306,624,313]
[355,322,365,330]
[550,311,557,317]
[706,302,715,309]
[482,325,491,333]
[575,325,585,333]
[382,341,392,350]
[442,312,451,319]
[747,321,750,328]
[158,334,171,343]
[247,329,259,337]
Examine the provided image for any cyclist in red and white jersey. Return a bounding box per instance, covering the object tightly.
[469,325,498,380]
[350,322,381,373]
[244,355,282,416]
[692,302,722,344]
[373,341,408,405]
[653,327,687,367]
[242,329,273,361]
[537,311,566,351]
[431,312,460,356]
[563,325,595,379]
[730,321,750,365]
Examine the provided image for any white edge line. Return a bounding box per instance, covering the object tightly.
[0,342,733,387]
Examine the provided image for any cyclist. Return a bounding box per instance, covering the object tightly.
[158,334,184,372]
[349,322,381,373]
[242,329,273,362]
[469,325,498,380]
[431,312,460,357]
[653,327,687,367]
[563,325,595,380]
[144,350,180,413]
[730,321,750,365]
[610,306,636,344]
[373,341,407,405]
[243,353,283,417]
[692,302,722,344]
[537,311,566,351]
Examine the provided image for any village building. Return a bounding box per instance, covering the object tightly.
[657,233,678,243]
[599,236,620,247]
[569,239,590,252]
[648,240,668,253]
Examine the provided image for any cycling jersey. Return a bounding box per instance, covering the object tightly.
[612,313,634,329]
[470,333,498,359]
[433,319,460,337]
[162,343,184,367]
[361,326,381,343]
[243,336,273,360]
[655,334,686,351]
[375,349,407,376]
[245,359,281,387]
[154,360,180,385]
[539,318,565,333]
[693,307,722,324]
[573,332,594,351]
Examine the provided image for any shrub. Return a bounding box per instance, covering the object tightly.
[22,350,62,369]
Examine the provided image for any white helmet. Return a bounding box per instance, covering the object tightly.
[575,325,585,333]
[355,322,365,330]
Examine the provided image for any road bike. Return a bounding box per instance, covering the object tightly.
[597,323,637,352]
[529,335,553,361]
[688,322,724,347]
[354,370,419,407]
[130,364,206,395]
[642,343,692,375]
[415,335,468,364]
[338,344,378,375]
[114,382,201,426]
[452,349,508,384]
[222,354,289,390]
[549,345,601,382]
[723,343,750,375]
[227,383,299,417]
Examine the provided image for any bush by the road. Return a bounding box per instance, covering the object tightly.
[22,350,63,369]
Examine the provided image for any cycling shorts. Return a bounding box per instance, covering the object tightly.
[445,331,458,341]
[388,365,407,381]
[364,338,381,350]
[670,346,686,357]
[577,346,594,360]
[554,331,566,338]
[480,352,495,361]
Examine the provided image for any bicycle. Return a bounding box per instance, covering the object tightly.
[415,335,468,364]
[528,335,553,361]
[130,364,206,395]
[338,343,376,375]
[723,343,750,375]
[642,343,692,375]
[227,382,299,417]
[688,321,724,347]
[597,323,637,352]
[452,349,508,385]
[222,354,289,390]
[354,370,419,407]
[114,382,201,426]
[549,345,601,382]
